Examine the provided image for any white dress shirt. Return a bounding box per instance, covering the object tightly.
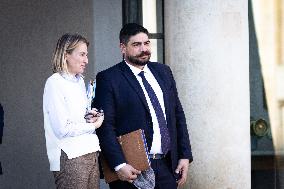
[114,62,167,171]
[43,73,100,171]
[126,63,167,154]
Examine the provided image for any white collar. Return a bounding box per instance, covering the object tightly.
[124,61,151,77]
[60,72,81,82]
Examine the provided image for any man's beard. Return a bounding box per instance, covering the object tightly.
[126,51,151,66]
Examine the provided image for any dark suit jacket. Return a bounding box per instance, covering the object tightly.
[0,103,3,144]
[93,61,193,173]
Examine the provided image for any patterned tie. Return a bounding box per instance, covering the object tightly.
[138,71,170,154]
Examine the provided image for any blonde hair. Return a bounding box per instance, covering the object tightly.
[52,33,89,73]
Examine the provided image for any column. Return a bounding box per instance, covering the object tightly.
[164,1,250,188]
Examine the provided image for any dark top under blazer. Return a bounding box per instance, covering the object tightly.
[93,61,193,173]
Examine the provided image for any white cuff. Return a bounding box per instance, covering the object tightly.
[114,163,126,171]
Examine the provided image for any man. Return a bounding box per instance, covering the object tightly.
[94,23,193,189]
[0,103,3,145]
[0,103,3,175]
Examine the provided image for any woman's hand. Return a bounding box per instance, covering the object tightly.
[85,108,104,129]
[93,113,104,129]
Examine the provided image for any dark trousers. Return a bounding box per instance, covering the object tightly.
[109,157,177,189]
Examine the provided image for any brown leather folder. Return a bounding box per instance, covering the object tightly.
[101,129,150,183]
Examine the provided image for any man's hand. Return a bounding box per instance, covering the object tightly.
[175,159,189,187]
[117,164,141,183]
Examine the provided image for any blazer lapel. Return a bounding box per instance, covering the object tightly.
[119,62,151,113]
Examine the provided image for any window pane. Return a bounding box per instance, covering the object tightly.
[142,0,163,33]
[157,39,164,64]
[156,0,163,33]
[150,39,164,64]
[142,0,157,33]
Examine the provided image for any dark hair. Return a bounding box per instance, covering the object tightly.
[119,23,149,44]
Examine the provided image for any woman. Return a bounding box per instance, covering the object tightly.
[43,33,103,189]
